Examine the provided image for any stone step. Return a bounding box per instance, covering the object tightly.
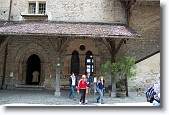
[15,84,45,90]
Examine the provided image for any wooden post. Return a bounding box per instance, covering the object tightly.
[1,44,8,89]
[109,40,117,97]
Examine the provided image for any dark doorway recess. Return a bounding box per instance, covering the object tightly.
[71,50,79,75]
[26,54,41,85]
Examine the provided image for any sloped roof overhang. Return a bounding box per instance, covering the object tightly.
[0,22,141,39]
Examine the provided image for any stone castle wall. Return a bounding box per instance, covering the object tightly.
[0,0,125,23]
[117,1,160,96]
[117,1,160,61]
[128,53,160,96]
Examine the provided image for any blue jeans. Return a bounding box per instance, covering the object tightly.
[96,88,104,103]
[153,100,160,106]
[69,85,76,98]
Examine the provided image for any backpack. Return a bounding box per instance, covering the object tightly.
[145,86,156,103]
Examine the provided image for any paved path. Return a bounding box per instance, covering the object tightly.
[0,89,153,106]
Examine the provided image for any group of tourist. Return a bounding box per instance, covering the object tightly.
[69,72,105,105]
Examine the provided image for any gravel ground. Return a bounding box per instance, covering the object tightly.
[0,89,147,106]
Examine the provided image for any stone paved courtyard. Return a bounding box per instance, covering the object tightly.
[0,89,153,106]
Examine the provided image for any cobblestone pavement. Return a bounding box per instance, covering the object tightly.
[0,89,152,106]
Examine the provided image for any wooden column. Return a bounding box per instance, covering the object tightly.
[1,44,8,89]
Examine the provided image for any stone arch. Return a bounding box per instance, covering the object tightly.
[14,43,50,85]
[15,43,49,63]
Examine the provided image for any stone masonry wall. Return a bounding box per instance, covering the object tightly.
[117,1,160,61]
[117,1,160,96]
[47,0,125,23]
[0,0,10,20]
[128,53,160,96]
[0,0,126,23]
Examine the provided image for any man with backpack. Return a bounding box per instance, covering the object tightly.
[145,80,160,106]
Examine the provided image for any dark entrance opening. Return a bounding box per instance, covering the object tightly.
[26,54,41,85]
[71,50,79,75]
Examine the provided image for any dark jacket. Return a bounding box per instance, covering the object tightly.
[96,82,104,90]
[86,76,93,87]
[69,76,78,87]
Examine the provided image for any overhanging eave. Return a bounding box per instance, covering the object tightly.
[0,22,141,39]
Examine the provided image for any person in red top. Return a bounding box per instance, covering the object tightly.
[77,75,88,105]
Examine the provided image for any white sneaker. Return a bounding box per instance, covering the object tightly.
[79,102,81,104]
[85,100,88,104]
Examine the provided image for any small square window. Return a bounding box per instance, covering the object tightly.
[39,3,46,14]
[29,3,36,14]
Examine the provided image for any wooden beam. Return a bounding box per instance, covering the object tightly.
[0,36,11,54]
[48,37,58,53]
[101,38,113,55]
[109,40,116,62]
[115,39,125,54]
[59,37,71,55]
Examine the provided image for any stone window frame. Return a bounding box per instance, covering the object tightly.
[28,0,46,15]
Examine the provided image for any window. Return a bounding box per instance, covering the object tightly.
[85,51,94,75]
[39,3,46,14]
[79,44,86,51]
[28,1,46,14]
[71,51,80,75]
[29,3,36,14]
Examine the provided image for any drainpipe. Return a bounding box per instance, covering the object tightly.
[8,0,13,21]
[124,1,129,26]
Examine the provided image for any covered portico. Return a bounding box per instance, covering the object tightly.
[0,21,140,96]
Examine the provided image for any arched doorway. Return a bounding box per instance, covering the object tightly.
[26,54,41,85]
[71,50,80,75]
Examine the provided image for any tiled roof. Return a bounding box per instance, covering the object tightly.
[0,22,140,38]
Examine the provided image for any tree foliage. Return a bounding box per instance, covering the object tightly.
[101,56,136,82]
